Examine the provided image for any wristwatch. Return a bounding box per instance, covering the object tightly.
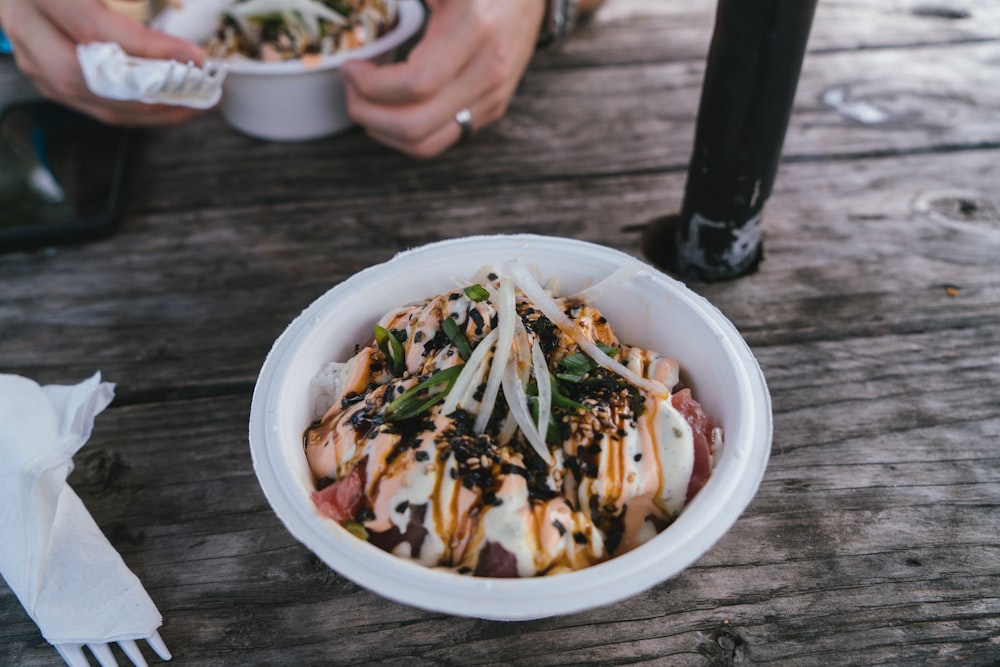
[537,0,580,47]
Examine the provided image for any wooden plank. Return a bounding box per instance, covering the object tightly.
[83,38,996,220]
[0,328,997,665]
[548,0,1000,68]
[2,147,998,392]
[5,4,995,201]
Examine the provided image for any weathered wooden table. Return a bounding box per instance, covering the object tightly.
[2,0,999,664]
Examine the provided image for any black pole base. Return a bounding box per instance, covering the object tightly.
[642,212,763,283]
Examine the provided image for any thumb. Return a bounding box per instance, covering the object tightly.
[44,0,207,64]
[106,13,207,65]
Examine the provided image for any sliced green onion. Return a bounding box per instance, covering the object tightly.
[343,521,369,540]
[441,317,473,360]
[374,324,405,376]
[386,364,465,421]
[464,284,490,302]
[549,376,588,412]
[558,351,596,377]
[526,392,571,445]
[527,376,588,412]
[557,345,619,382]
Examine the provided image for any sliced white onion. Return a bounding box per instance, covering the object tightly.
[501,362,554,465]
[440,327,498,415]
[571,263,642,304]
[502,259,668,399]
[497,411,518,445]
[474,277,516,433]
[531,339,551,440]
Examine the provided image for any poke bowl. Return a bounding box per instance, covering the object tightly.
[248,234,772,620]
[152,0,425,141]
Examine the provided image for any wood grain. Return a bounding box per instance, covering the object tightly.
[1,0,999,664]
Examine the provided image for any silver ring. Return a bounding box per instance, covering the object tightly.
[454,107,473,140]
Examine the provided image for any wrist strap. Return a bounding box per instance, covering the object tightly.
[537,0,580,48]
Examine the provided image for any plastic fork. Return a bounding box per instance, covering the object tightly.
[54,631,172,667]
[152,58,228,103]
[77,41,229,109]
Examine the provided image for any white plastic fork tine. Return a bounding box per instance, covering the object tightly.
[87,642,119,667]
[195,69,211,95]
[184,61,200,94]
[146,631,172,661]
[183,62,198,94]
[171,62,189,95]
[118,639,149,667]
[209,63,228,87]
[54,643,89,667]
[155,61,176,95]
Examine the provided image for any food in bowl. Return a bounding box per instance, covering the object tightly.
[303,259,722,577]
[203,0,399,63]
[151,0,424,141]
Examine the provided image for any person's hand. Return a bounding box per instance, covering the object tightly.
[341,0,545,159]
[0,0,208,126]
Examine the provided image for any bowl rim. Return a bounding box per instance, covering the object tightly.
[248,234,772,620]
[155,0,425,76]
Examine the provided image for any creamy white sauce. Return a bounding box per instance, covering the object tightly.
[654,400,695,518]
[305,277,716,577]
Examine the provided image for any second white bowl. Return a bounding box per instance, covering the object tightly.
[154,0,425,141]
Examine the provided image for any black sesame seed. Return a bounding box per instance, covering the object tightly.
[415,450,429,462]
[573,532,587,545]
[500,463,529,478]
[634,453,643,462]
[468,309,485,332]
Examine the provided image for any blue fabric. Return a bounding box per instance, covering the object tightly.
[0,27,12,54]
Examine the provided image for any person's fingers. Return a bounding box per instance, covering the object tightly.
[100,13,207,64]
[345,32,520,149]
[360,91,511,160]
[363,120,459,160]
[78,100,204,126]
[341,1,487,105]
[5,0,207,125]
[345,0,544,156]
[37,0,206,64]
[5,4,91,102]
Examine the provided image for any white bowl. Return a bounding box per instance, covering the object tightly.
[248,234,772,620]
[153,0,425,141]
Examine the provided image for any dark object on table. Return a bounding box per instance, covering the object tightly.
[0,100,132,253]
[645,0,819,281]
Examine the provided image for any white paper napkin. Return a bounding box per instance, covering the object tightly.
[77,42,226,109]
[0,373,164,646]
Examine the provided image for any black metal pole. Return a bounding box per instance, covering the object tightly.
[644,0,819,282]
